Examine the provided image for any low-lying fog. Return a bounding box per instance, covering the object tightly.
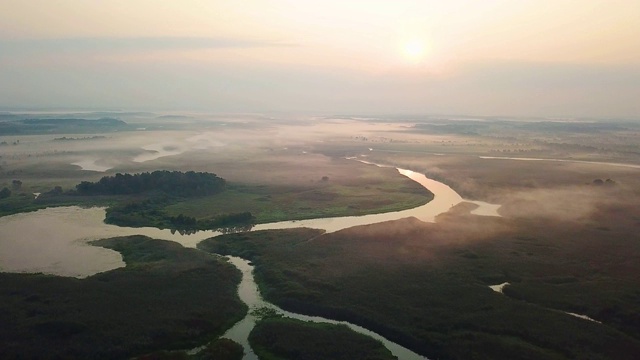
[1,112,639,254]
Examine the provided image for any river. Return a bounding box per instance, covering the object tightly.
[0,162,500,359]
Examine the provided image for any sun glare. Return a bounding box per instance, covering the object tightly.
[402,39,427,62]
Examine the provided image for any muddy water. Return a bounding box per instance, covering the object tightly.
[0,207,222,277]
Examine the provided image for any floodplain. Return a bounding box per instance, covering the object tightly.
[1,112,640,359]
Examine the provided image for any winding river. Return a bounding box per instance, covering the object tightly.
[0,162,500,359]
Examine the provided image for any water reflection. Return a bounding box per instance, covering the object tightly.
[169,224,254,236]
[0,207,224,277]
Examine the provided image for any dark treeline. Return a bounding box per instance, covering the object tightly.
[105,198,254,231]
[75,171,226,197]
[0,117,129,135]
[0,169,254,231]
[53,136,106,141]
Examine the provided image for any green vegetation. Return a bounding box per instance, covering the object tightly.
[137,338,244,360]
[199,210,640,360]
[0,117,130,134]
[0,235,247,359]
[166,179,431,224]
[249,317,396,360]
[1,164,432,231]
[252,306,282,319]
[2,113,640,359]
[53,136,107,141]
[0,190,118,217]
[198,338,245,360]
[75,171,226,197]
[105,197,254,231]
[0,171,255,231]
[71,170,255,230]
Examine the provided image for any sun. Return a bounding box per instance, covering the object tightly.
[401,39,427,62]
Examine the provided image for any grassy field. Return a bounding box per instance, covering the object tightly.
[0,163,432,228]
[0,235,247,359]
[165,169,431,224]
[249,317,396,360]
[136,338,244,360]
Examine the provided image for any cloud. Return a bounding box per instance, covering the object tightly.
[0,36,296,55]
[455,61,640,90]
[1,47,639,117]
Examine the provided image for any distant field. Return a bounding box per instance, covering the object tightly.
[3,114,640,359]
[0,125,433,223]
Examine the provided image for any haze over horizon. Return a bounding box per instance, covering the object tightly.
[1,1,639,118]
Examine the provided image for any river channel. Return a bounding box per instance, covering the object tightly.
[0,162,500,359]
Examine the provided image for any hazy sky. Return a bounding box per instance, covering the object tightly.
[1,0,639,117]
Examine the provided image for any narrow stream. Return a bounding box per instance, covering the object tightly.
[219,256,428,360]
[488,282,601,324]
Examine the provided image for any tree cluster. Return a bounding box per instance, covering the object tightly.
[105,198,254,231]
[75,171,226,197]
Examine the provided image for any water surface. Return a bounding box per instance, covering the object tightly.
[72,159,112,172]
[133,143,187,162]
[0,207,222,277]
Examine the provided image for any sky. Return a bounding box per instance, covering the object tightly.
[1,0,639,117]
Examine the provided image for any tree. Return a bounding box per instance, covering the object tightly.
[0,187,11,199]
[76,170,226,197]
[48,186,63,195]
[12,179,22,190]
